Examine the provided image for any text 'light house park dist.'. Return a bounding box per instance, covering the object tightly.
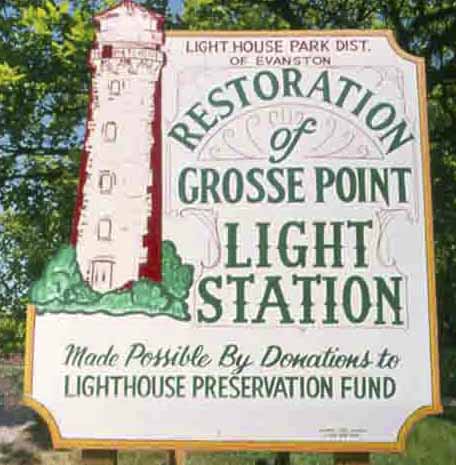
[17,0,442,460]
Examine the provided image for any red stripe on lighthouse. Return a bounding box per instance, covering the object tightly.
[139,74,162,283]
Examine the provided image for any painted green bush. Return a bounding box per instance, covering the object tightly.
[162,241,194,300]
[30,241,193,320]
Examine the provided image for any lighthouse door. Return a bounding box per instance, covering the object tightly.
[91,260,114,292]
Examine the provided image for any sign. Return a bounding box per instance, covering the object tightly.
[24,0,441,453]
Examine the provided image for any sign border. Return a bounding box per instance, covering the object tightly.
[23,29,442,453]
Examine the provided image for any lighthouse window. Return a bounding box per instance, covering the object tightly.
[102,45,113,58]
[104,121,117,142]
[90,260,113,292]
[97,218,112,241]
[99,171,115,193]
[110,80,121,96]
[147,19,157,31]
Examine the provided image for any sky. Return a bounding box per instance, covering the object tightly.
[169,0,184,14]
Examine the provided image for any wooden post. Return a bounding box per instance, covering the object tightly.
[81,450,118,465]
[274,452,291,465]
[334,453,370,464]
[169,449,186,465]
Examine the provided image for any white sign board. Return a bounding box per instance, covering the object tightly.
[24,2,441,453]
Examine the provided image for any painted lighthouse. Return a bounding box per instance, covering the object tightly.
[71,0,165,292]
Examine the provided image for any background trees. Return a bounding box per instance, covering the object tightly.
[0,1,455,375]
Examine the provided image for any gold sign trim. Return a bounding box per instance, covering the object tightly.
[23,29,442,453]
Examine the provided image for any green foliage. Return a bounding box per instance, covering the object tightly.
[30,241,193,320]
[132,280,169,309]
[0,317,25,357]
[162,241,194,300]
[182,0,383,30]
[441,347,456,398]
[30,245,99,305]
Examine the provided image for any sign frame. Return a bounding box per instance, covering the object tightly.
[23,28,442,453]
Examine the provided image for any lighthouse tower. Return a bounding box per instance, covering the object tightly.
[72,0,164,292]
